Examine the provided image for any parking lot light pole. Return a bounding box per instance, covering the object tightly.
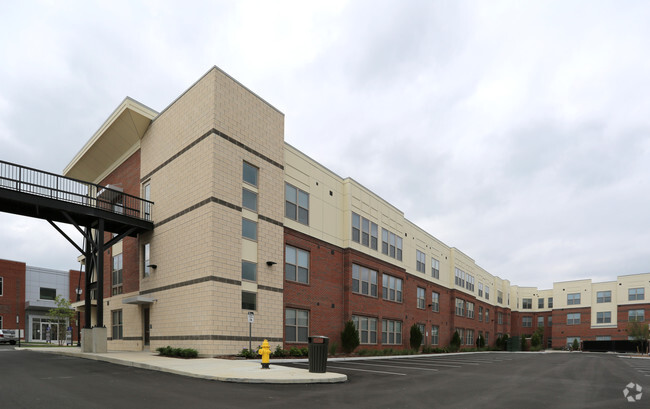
[16,315,20,347]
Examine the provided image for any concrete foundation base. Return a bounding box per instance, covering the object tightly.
[81,327,107,353]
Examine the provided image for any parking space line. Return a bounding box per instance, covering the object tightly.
[344,361,439,371]
[374,358,460,368]
[293,362,407,376]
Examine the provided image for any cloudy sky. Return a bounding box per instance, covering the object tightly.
[1,1,649,289]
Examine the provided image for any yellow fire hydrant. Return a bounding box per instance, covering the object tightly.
[258,339,271,369]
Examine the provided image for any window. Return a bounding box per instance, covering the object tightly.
[485,309,489,323]
[537,316,544,327]
[456,328,464,344]
[242,218,257,240]
[284,308,309,343]
[242,292,256,310]
[382,319,402,345]
[629,309,645,322]
[111,310,123,340]
[242,261,257,282]
[497,290,503,304]
[567,313,580,325]
[466,302,475,319]
[455,298,465,316]
[0,315,2,328]
[431,258,439,279]
[478,306,483,322]
[566,337,580,346]
[40,287,56,300]
[596,311,611,324]
[418,324,426,345]
[431,292,440,312]
[465,329,474,346]
[243,162,258,186]
[382,275,403,302]
[548,297,553,308]
[143,243,151,277]
[454,268,474,291]
[596,336,611,341]
[353,316,377,344]
[548,316,553,326]
[431,325,439,345]
[478,283,483,297]
[285,183,309,224]
[381,229,402,261]
[0,276,2,296]
[351,213,378,250]
[285,245,309,284]
[143,182,151,220]
[242,188,258,212]
[567,293,580,305]
[484,285,489,300]
[416,250,426,273]
[522,317,532,327]
[417,287,425,309]
[629,288,645,301]
[522,298,532,309]
[352,264,377,297]
[485,332,489,345]
[285,309,308,343]
[597,291,611,303]
[498,312,504,325]
[538,298,544,309]
[111,254,123,295]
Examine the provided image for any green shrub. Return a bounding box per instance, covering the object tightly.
[157,345,199,359]
[181,348,198,358]
[289,347,302,357]
[300,347,308,357]
[238,348,256,359]
[272,345,288,358]
[572,338,579,351]
[501,334,509,351]
[520,336,527,351]
[341,320,360,353]
[410,324,423,351]
[449,330,461,352]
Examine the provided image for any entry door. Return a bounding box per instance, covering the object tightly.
[144,308,150,346]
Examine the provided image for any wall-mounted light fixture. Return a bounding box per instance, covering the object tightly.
[266,261,277,266]
[147,264,158,269]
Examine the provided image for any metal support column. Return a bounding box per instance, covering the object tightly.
[96,218,104,328]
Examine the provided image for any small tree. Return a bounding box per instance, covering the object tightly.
[627,321,650,354]
[501,334,509,351]
[410,324,423,351]
[47,295,76,346]
[476,333,485,349]
[571,338,580,351]
[340,320,360,353]
[531,327,544,350]
[449,330,461,352]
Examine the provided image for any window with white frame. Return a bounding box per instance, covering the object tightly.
[498,312,504,325]
[567,313,580,325]
[465,329,474,346]
[454,268,475,291]
[431,292,440,312]
[597,291,611,303]
[243,161,258,187]
[286,308,309,343]
[478,283,483,297]
[352,264,377,297]
[567,293,580,305]
[537,316,544,327]
[111,310,123,340]
[382,319,402,345]
[352,213,378,250]
[381,229,403,261]
[242,188,258,212]
[596,311,611,324]
[548,297,553,308]
[431,258,439,279]
[522,298,532,309]
[538,298,544,309]
[522,316,532,327]
[478,306,483,322]
[382,274,403,302]
[418,323,426,345]
[416,250,426,273]
[431,325,439,345]
[285,245,309,284]
[629,288,645,301]
[455,298,465,316]
[242,217,257,241]
[285,183,309,225]
[111,254,123,295]
[629,309,645,322]
[485,285,489,300]
[143,243,151,277]
[548,316,552,326]
[497,290,503,304]
[485,308,489,323]
[417,287,425,309]
[353,315,377,344]
[241,260,257,282]
[466,302,475,319]
[456,328,464,344]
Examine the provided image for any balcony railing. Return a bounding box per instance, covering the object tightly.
[0,159,153,221]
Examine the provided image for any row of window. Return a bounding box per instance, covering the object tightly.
[455,268,475,292]
[566,289,644,306]
[522,310,646,327]
[455,298,490,322]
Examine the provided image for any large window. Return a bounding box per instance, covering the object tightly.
[416,250,426,273]
[629,309,645,322]
[243,162,258,187]
[548,297,553,308]
[111,254,123,295]
[454,268,475,292]
[567,293,580,305]
[465,329,474,346]
[497,290,503,304]
[498,312,504,325]
[629,288,645,301]
[466,302,475,319]
[522,316,532,327]
[417,287,425,309]
[537,316,544,327]
[596,311,611,324]
[431,258,439,279]
[352,213,378,250]
[522,298,532,309]
[40,287,56,300]
[382,275,403,302]
[567,313,580,325]
[431,292,440,312]
[111,310,123,340]
[381,229,403,261]
[485,286,490,300]
[286,309,309,343]
[455,298,465,316]
[353,315,377,344]
[352,264,377,297]
[478,283,483,297]
[538,298,544,309]
[285,183,309,225]
[242,218,257,241]
[431,325,439,345]
[285,245,309,284]
[382,319,402,345]
[478,306,483,322]
[242,292,256,310]
[597,291,611,303]
[242,188,258,212]
[242,261,257,282]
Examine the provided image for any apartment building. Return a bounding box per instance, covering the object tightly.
[52,66,648,355]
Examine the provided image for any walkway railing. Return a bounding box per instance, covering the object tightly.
[0,159,153,221]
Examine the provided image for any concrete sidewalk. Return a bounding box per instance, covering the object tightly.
[15,347,347,384]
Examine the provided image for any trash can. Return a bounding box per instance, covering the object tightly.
[308,336,329,373]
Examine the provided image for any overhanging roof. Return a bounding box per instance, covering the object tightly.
[122,295,156,305]
[64,97,158,182]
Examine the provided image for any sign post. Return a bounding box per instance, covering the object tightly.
[248,312,254,352]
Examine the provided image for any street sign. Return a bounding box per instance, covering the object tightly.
[248,312,254,323]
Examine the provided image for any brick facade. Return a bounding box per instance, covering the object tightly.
[0,259,26,333]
